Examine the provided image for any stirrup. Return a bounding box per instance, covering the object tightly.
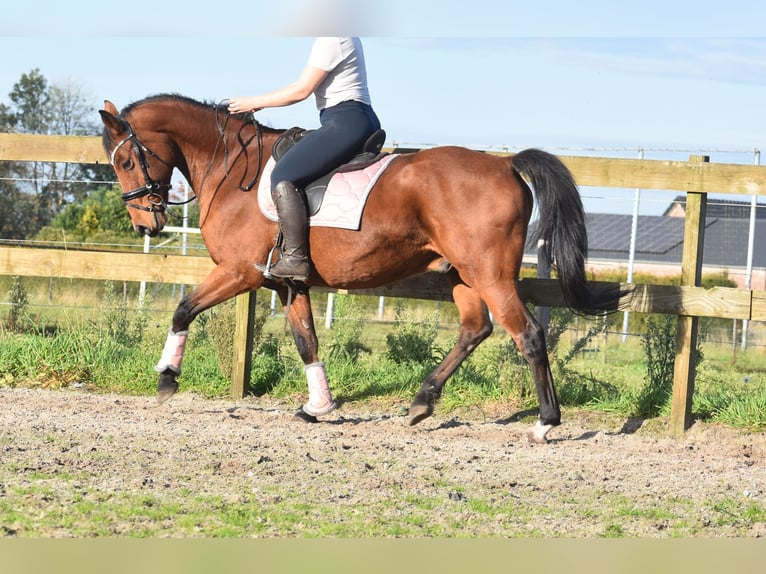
[266,257,310,282]
[256,242,281,279]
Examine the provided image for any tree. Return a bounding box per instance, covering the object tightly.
[7,68,51,134]
[0,102,24,238]
[0,69,115,239]
[48,79,114,207]
[35,186,134,243]
[0,185,38,240]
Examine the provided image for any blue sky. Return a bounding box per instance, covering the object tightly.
[2,0,765,214]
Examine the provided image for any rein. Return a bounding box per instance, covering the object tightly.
[237,114,264,191]
[212,103,264,192]
[194,104,265,230]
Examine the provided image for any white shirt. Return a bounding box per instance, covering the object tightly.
[308,37,371,110]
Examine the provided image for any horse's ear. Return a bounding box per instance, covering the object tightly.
[103,100,119,115]
[99,107,125,136]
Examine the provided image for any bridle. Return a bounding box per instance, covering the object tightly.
[109,122,193,221]
[109,104,263,231]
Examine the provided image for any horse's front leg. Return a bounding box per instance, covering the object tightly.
[156,264,260,404]
[279,288,337,420]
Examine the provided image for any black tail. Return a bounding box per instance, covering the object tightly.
[512,148,625,315]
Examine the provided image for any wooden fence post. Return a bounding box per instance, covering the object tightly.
[670,155,709,435]
[230,290,257,399]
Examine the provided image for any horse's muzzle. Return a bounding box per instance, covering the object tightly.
[135,224,161,237]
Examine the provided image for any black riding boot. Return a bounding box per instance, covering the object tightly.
[265,180,310,282]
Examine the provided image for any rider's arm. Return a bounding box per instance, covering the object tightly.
[228,65,328,113]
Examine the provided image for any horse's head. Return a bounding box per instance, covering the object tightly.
[99,100,175,237]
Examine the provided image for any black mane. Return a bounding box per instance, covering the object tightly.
[102,93,283,151]
[121,93,218,116]
[123,93,281,131]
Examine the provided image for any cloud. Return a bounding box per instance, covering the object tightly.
[551,38,766,87]
[412,38,766,87]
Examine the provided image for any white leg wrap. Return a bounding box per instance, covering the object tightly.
[528,418,554,444]
[302,362,337,417]
[154,329,189,374]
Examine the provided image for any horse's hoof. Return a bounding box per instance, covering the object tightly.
[408,403,433,426]
[302,400,337,417]
[527,419,554,444]
[156,380,178,406]
[293,409,318,424]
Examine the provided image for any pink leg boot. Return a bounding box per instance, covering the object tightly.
[302,362,337,417]
[154,328,189,374]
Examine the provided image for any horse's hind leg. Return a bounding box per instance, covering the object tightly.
[483,285,561,444]
[278,288,337,419]
[409,280,493,425]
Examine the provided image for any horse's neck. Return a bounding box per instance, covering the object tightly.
[176,119,278,200]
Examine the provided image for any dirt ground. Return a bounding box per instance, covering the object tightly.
[1,387,765,537]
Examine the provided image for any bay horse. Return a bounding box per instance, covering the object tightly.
[100,93,623,443]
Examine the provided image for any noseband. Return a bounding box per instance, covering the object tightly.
[110,123,196,228]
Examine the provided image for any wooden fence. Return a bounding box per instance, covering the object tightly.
[2,133,766,435]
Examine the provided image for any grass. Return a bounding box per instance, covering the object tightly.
[2,280,766,431]
[3,467,763,538]
[4,320,765,433]
[3,283,765,542]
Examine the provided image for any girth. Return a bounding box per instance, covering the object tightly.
[271,128,387,215]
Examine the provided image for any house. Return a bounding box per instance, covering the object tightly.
[663,195,766,219]
[525,197,766,291]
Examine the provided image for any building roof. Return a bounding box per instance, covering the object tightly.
[663,195,766,219]
[525,213,766,269]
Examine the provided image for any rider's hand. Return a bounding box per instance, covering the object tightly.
[228,97,260,114]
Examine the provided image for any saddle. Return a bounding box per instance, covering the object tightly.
[271,127,387,215]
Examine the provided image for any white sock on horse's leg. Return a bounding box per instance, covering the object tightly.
[528,418,554,444]
[302,362,337,417]
[154,328,189,374]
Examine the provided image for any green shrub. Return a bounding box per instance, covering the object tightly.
[635,314,691,417]
[205,299,238,378]
[326,294,370,363]
[6,276,31,333]
[204,297,272,380]
[100,281,146,346]
[250,335,285,395]
[385,303,440,364]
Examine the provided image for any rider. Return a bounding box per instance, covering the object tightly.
[228,37,381,282]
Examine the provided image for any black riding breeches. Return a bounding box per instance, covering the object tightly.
[270,99,381,189]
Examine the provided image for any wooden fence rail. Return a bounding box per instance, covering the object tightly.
[2,133,766,195]
[2,246,764,322]
[2,133,766,435]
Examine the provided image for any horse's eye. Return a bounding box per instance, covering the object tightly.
[121,157,134,170]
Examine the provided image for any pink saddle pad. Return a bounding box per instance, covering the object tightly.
[258,154,398,230]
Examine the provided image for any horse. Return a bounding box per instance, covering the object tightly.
[100,93,624,443]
